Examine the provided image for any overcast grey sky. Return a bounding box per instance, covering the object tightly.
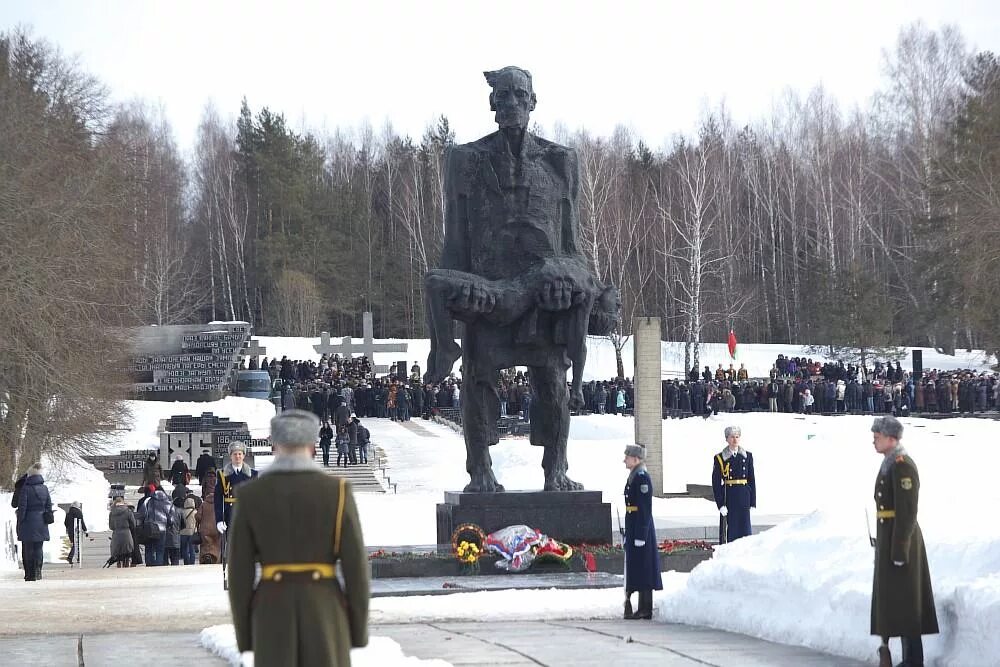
[3,0,999,152]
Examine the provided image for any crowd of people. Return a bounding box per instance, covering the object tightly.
[249,350,1000,424]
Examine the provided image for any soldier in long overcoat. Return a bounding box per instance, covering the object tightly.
[870,416,938,667]
[622,444,662,620]
[712,426,756,542]
[228,409,369,666]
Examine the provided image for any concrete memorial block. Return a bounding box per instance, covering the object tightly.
[633,317,664,497]
[158,412,269,467]
[129,322,251,401]
[82,450,158,485]
[313,311,408,374]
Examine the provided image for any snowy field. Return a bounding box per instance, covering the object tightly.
[5,412,1000,664]
[3,332,999,665]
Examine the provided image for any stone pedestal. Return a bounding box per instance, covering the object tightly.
[436,491,612,545]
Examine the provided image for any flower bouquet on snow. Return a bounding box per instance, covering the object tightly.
[483,525,573,573]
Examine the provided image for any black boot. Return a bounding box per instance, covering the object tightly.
[628,590,653,620]
[896,637,923,667]
[35,559,43,580]
[878,644,892,667]
[23,561,35,582]
[623,595,634,619]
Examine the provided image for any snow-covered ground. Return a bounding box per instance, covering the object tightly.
[201,626,452,667]
[257,333,996,380]
[5,330,1000,664]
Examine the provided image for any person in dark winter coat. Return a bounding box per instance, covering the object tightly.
[712,426,756,542]
[353,417,370,465]
[64,501,88,564]
[622,444,661,620]
[169,453,190,487]
[16,463,52,581]
[195,451,217,487]
[870,416,938,667]
[142,450,162,488]
[138,488,173,566]
[319,421,334,467]
[108,496,135,567]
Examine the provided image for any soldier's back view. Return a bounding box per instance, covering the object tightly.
[227,409,369,666]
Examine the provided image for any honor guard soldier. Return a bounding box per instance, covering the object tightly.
[214,441,258,536]
[712,426,756,542]
[227,409,369,666]
[870,416,937,667]
[622,444,662,620]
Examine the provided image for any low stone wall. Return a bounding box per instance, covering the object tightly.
[369,549,711,579]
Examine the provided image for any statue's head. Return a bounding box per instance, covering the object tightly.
[485,66,536,129]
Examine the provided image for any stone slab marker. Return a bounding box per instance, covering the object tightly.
[633,317,663,497]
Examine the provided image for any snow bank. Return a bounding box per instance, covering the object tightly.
[660,510,1000,666]
[201,625,453,666]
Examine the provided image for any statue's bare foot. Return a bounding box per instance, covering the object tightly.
[544,472,584,491]
[569,388,585,411]
[464,470,505,493]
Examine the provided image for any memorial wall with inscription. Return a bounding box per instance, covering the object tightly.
[128,322,251,401]
[160,412,269,469]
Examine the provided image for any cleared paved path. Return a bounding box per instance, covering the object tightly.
[0,623,866,667]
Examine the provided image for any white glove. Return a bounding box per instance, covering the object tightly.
[893,561,905,567]
[719,506,729,517]
[216,521,227,534]
[634,540,645,547]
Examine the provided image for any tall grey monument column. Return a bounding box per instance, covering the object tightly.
[633,317,663,496]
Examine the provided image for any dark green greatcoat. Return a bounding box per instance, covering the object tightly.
[228,460,369,666]
[871,450,939,638]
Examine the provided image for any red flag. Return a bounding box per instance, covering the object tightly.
[728,330,737,359]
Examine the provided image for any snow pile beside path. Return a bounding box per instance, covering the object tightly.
[659,510,1000,666]
[103,396,276,453]
[201,625,453,666]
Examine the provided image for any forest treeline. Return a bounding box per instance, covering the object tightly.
[114,25,1000,361]
[1,23,999,481]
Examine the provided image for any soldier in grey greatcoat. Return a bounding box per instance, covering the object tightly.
[870,416,937,667]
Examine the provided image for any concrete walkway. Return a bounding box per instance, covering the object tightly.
[0,622,867,666]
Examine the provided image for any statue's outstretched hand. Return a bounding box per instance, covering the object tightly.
[449,281,496,314]
[536,279,579,311]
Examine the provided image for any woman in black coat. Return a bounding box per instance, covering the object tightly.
[16,463,52,582]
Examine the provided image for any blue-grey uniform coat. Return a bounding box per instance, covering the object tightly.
[624,466,662,592]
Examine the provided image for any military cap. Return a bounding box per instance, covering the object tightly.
[228,441,247,455]
[624,444,646,459]
[271,409,321,447]
[724,426,742,438]
[871,416,904,440]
